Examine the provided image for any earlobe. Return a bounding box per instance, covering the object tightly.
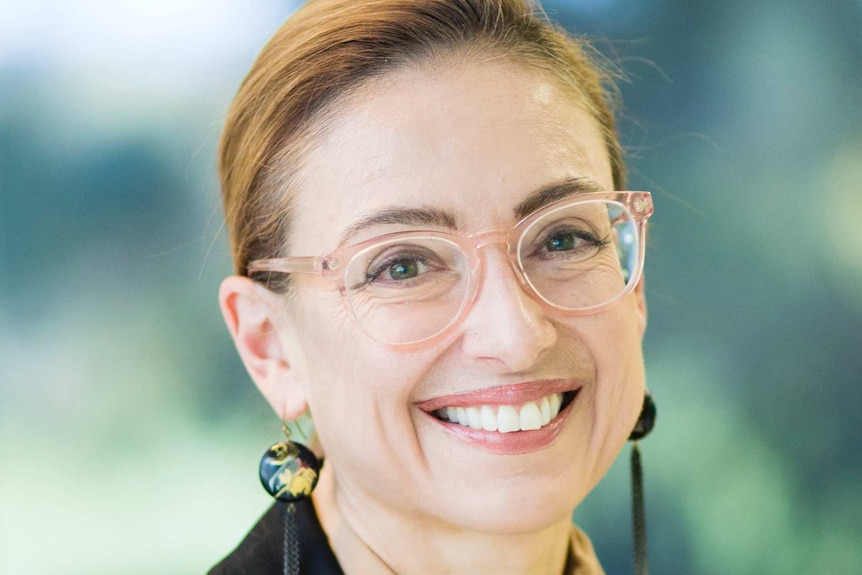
[219,276,308,420]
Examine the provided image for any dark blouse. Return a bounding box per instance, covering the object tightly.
[208,500,344,575]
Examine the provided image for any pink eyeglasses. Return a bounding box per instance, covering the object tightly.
[249,191,653,348]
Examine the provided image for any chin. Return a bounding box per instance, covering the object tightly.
[459,495,579,536]
[430,463,592,536]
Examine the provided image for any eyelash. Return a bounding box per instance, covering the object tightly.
[531,227,608,257]
[364,250,438,283]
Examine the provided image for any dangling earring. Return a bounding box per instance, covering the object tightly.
[629,391,657,441]
[629,391,656,575]
[259,421,321,502]
[258,421,321,575]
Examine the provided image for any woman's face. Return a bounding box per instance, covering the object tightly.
[273,58,646,534]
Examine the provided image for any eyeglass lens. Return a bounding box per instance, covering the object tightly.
[344,199,639,345]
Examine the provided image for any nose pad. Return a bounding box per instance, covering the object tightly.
[470,230,532,295]
[458,246,557,371]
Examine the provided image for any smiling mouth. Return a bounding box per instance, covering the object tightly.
[431,390,578,433]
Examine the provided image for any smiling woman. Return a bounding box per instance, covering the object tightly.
[211,1,655,574]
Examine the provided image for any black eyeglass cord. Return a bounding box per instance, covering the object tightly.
[284,502,300,575]
[631,442,649,575]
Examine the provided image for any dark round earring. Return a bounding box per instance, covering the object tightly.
[259,422,322,575]
[629,391,657,441]
[259,423,321,502]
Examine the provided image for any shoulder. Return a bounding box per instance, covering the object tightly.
[208,503,284,575]
[208,500,344,575]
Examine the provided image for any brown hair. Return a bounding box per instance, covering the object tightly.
[219,0,625,277]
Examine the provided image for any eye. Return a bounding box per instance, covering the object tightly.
[373,257,426,282]
[545,231,579,252]
[347,238,467,295]
[538,226,607,257]
[363,247,443,286]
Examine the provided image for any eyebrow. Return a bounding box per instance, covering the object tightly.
[339,206,458,245]
[339,177,603,245]
[513,177,603,221]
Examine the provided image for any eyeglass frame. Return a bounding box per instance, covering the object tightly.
[248,191,654,349]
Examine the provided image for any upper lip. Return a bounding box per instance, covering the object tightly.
[414,379,582,412]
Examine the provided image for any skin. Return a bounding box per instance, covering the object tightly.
[220,57,647,574]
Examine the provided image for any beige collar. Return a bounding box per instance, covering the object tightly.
[568,524,606,575]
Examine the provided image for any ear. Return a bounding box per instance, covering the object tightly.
[633,273,648,338]
[219,276,308,420]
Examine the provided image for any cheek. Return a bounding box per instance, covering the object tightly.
[283,291,364,411]
[287,289,435,445]
[288,288,358,360]
[289,295,451,509]
[290,295,382,443]
[594,293,645,376]
[576,298,646,445]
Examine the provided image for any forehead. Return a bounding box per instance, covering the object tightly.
[289,59,613,253]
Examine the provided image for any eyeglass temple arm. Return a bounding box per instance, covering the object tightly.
[247,257,326,275]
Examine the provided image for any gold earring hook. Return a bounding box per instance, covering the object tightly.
[281,412,311,443]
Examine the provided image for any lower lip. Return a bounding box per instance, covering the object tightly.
[425,390,579,455]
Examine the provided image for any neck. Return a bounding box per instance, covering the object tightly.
[312,465,575,575]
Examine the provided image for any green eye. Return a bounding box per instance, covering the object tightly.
[388,260,419,280]
[546,233,576,251]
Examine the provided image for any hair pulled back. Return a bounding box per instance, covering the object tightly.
[219,0,625,276]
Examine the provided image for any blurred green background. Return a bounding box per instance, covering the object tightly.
[1,1,860,573]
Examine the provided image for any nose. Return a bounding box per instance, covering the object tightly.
[457,248,557,372]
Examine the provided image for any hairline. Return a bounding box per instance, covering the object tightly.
[264,43,612,258]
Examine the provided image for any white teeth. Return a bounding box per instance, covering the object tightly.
[519,401,542,431]
[446,407,458,423]
[480,405,497,431]
[497,405,520,433]
[456,406,468,426]
[549,393,561,419]
[466,407,482,429]
[437,393,566,433]
[540,396,551,426]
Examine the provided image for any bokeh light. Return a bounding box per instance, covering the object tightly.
[2,1,860,573]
